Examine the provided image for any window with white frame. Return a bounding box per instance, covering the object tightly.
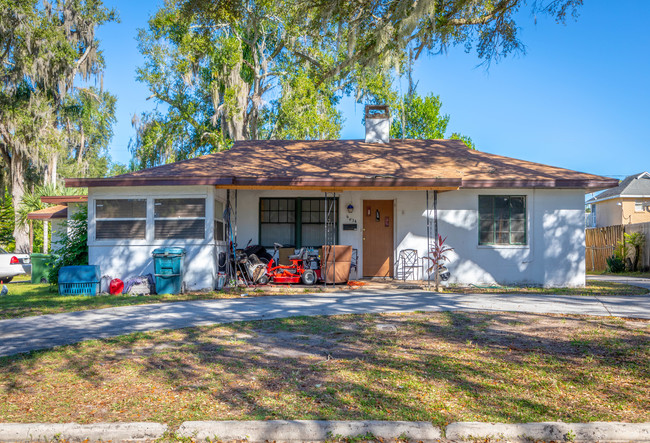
[154,198,206,240]
[635,201,645,212]
[214,199,225,242]
[95,199,147,240]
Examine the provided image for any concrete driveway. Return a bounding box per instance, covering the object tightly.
[1,287,649,357]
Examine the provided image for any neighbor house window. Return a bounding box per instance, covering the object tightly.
[259,198,338,248]
[95,199,146,240]
[635,201,644,212]
[479,195,526,245]
[154,198,205,240]
[214,199,225,242]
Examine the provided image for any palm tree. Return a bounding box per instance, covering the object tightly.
[17,184,85,253]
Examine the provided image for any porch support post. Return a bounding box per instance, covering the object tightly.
[234,189,238,249]
[29,220,33,253]
[434,190,439,292]
[426,190,430,290]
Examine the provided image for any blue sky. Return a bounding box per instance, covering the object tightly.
[97,1,650,180]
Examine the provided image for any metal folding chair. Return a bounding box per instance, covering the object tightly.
[397,249,419,281]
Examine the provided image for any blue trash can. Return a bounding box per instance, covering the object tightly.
[152,248,185,294]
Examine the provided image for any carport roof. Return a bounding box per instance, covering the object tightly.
[26,205,68,220]
[65,139,617,190]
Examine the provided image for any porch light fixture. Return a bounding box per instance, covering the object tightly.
[347,203,354,213]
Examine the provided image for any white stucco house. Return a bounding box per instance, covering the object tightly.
[65,108,617,290]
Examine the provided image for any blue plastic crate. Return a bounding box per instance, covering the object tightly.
[59,281,99,296]
[58,265,100,296]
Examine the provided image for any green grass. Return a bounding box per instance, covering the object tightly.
[0,276,241,320]
[442,280,648,296]
[588,270,650,279]
[0,311,648,427]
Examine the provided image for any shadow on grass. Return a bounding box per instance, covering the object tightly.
[0,311,648,425]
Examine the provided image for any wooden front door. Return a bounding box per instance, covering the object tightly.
[362,200,394,277]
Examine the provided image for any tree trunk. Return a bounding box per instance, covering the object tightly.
[49,153,58,187]
[77,126,85,165]
[223,47,249,141]
[11,151,29,253]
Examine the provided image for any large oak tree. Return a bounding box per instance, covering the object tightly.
[0,0,116,252]
[132,0,581,168]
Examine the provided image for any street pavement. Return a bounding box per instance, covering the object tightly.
[1,281,649,357]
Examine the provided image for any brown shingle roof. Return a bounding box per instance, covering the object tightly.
[65,139,617,190]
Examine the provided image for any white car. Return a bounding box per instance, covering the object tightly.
[0,248,31,283]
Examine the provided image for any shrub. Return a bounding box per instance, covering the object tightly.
[48,206,88,285]
[624,232,645,272]
[606,254,625,273]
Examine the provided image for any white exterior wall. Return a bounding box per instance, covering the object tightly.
[87,186,586,289]
[87,186,227,291]
[235,188,586,287]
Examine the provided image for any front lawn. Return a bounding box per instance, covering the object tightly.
[0,312,648,428]
[442,280,648,296]
[0,278,283,320]
[0,278,646,320]
[587,270,650,279]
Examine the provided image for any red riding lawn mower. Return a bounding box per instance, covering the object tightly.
[263,242,321,285]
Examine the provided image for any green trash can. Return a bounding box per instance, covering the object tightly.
[152,247,186,294]
[30,253,57,284]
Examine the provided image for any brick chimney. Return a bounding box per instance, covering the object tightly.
[364,105,390,143]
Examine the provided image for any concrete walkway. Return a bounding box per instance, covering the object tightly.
[1,286,649,357]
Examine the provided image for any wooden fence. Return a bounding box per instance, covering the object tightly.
[585,225,624,272]
[585,223,650,272]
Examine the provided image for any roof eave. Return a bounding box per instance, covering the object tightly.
[65,177,235,187]
[460,178,619,190]
[65,176,618,190]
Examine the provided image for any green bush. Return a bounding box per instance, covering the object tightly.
[606,254,625,273]
[48,206,88,285]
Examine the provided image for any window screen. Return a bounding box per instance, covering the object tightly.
[95,199,146,240]
[154,198,205,218]
[154,198,206,240]
[479,196,526,245]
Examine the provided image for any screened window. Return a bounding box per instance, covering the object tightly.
[259,198,337,248]
[479,196,526,245]
[154,198,205,240]
[635,201,645,212]
[95,199,146,240]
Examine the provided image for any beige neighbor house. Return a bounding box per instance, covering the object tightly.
[586,172,650,228]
